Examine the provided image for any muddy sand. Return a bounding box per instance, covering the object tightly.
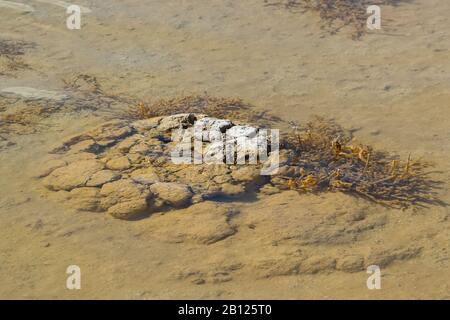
[0,0,449,299]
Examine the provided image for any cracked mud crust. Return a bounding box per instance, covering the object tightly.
[37,113,278,219]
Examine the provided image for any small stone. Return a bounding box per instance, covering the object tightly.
[107,199,150,220]
[130,168,159,185]
[127,153,142,164]
[69,139,100,154]
[35,159,67,178]
[100,179,152,210]
[128,141,151,154]
[86,170,121,187]
[150,182,193,207]
[115,136,140,153]
[106,156,131,171]
[42,160,104,191]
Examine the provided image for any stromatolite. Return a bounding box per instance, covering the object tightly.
[37,113,297,220]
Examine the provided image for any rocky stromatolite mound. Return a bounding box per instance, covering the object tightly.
[37,113,295,219]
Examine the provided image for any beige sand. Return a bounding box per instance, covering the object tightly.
[0,0,449,299]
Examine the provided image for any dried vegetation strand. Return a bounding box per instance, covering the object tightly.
[0,39,34,75]
[127,95,281,127]
[62,74,134,112]
[0,74,130,135]
[283,117,442,208]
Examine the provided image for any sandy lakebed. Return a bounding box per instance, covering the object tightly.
[0,0,449,299]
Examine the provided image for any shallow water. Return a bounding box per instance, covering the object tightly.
[0,0,449,299]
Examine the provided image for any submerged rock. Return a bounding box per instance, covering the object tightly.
[42,160,104,191]
[99,179,151,209]
[107,199,149,220]
[67,187,102,212]
[105,156,131,171]
[38,113,284,219]
[150,182,193,208]
[86,170,121,187]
